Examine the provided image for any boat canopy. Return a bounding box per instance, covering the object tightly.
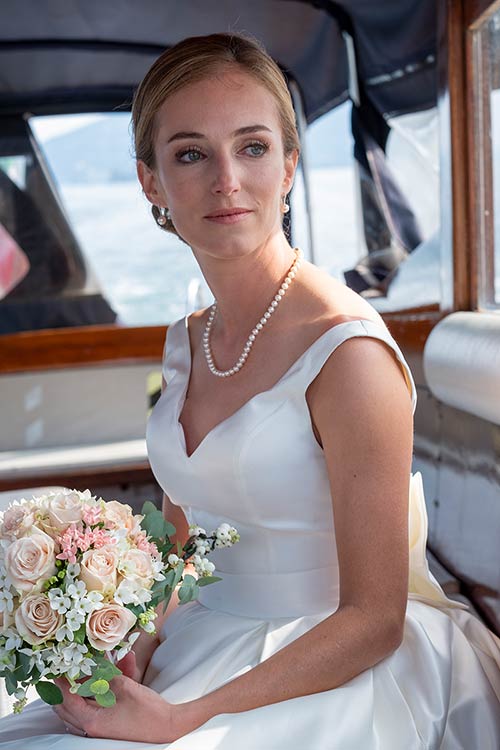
[0,0,437,123]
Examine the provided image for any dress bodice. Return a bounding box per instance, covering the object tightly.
[146,316,426,618]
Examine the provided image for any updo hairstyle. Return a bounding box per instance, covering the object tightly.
[131,33,300,237]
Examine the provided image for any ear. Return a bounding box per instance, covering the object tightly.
[282,148,299,194]
[136,160,165,206]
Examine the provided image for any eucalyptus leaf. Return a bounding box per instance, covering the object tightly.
[95,690,116,707]
[36,681,63,706]
[76,679,98,698]
[177,575,199,604]
[5,671,17,695]
[141,500,158,516]
[197,576,222,587]
[90,679,109,695]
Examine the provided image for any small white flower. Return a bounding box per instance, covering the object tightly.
[55,623,74,642]
[167,553,181,568]
[3,628,22,651]
[65,563,81,579]
[48,588,71,614]
[65,608,85,631]
[66,580,87,600]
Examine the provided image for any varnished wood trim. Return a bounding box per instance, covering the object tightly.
[466,0,496,307]
[0,324,167,374]
[0,464,155,493]
[382,312,446,356]
[448,0,473,311]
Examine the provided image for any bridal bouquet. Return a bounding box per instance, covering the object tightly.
[0,489,239,713]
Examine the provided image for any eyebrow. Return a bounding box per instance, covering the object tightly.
[166,124,272,143]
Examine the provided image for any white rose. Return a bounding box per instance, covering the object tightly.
[118,549,153,584]
[15,593,62,645]
[46,491,85,532]
[0,504,36,541]
[80,547,119,593]
[103,501,133,530]
[5,531,57,592]
[86,603,136,651]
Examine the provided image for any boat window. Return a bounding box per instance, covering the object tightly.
[361,108,443,313]
[290,101,358,281]
[471,6,500,309]
[28,112,211,329]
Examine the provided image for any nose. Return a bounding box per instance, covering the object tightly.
[211,153,241,196]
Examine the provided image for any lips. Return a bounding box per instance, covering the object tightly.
[204,208,251,218]
[204,208,253,225]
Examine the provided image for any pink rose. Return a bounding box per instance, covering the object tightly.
[15,593,62,645]
[5,531,57,592]
[80,547,119,593]
[86,603,136,651]
[0,504,36,541]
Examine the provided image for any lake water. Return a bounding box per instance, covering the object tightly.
[60,167,361,326]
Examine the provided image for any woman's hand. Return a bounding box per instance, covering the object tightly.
[52,653,185,743]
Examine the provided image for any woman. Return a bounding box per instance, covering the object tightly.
[1,32,500,750]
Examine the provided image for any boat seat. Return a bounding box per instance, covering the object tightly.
[0,363,159,491]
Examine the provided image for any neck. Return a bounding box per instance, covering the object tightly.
[193,234,298,343]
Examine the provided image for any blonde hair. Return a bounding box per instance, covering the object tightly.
[131,33,300,236]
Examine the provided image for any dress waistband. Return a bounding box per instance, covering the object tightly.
[197,565,339,619]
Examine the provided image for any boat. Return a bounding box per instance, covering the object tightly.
[0,2,498,712]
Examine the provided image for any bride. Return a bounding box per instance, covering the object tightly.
[1,32,499,750]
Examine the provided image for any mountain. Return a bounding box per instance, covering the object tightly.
[39,103,353,185]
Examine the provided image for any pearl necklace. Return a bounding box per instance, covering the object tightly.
[202,248,303,378]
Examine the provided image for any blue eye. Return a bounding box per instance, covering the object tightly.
[244,142,268,157]
[177,148,204,164]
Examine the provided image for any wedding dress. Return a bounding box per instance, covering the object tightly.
[1,316,499,749]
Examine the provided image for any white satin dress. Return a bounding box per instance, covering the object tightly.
[1,317,500,749]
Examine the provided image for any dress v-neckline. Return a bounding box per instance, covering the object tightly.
[176,316,379,460]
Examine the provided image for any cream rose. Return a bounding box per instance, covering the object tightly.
[118,549,154,584]
[103,501,133,530]
[0,504,36,541]
[5,531,57,592]
[15,593,62,645]
[86,603,136,651]
[80,546,119,593]
[46,491,85,532]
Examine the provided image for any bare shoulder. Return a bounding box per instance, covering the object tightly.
[298,262,385,329]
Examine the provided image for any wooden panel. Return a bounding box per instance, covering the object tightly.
[447,0,473,311]
[0,324,167,374]
[0,463,155,493]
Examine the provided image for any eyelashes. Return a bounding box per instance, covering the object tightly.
[175,140,270,164]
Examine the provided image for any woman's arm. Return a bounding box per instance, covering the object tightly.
[173,336,414,736]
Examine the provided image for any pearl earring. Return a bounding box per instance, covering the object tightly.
[157,207,171,226]
[282,196,290,214]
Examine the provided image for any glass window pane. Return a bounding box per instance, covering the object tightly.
[30,113,212,327]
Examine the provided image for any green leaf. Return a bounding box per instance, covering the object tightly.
[91,657,122,681]
[141,509,169,540]
[197,575,222,587]
[177,575,199,604]
[164,521,176,537]
[141,500,158,516]
[73,624,86,645]
[5,671,17,695]
[90,679,109,695]
[36,681,63,706]
[76,679,98,698]
[95,690,116,707]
